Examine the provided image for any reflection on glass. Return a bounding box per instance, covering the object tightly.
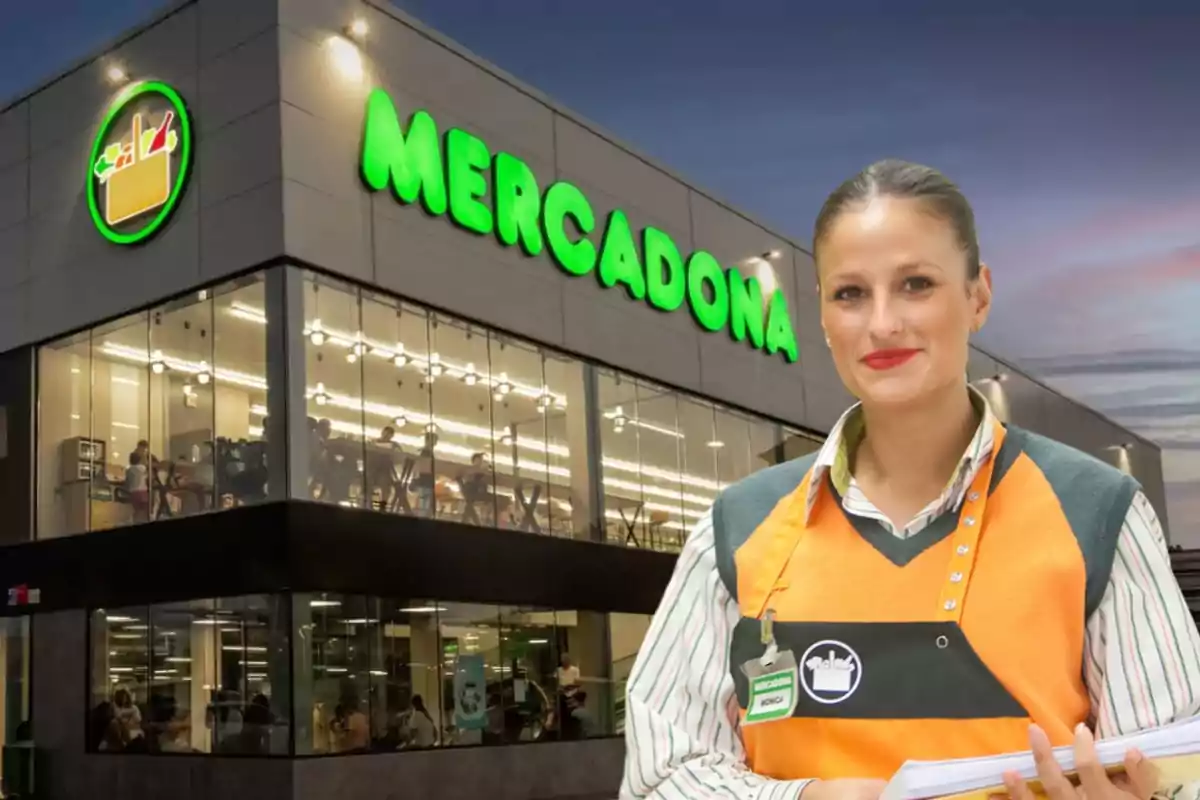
[608,613,651,735]
[89,596,290,755]
[438,603,564,746]
[304,275,367,507]
[429,316,496,526]
[36,274,272,537]
[782,426,822,462]
[214,275,270,508]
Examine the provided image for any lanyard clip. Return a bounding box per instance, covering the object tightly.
[760,609,779,667]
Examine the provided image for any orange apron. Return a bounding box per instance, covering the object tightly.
[730,422,1092,780]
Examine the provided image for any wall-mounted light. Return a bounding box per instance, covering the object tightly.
[149,350,166,374]
[764,249,782,261]
[346,17,370,41]
[392,415,407,428]
[993,373,1008,383]
[392,343,408,368]
[196,361,211,385]
[462,363,479,386]
[105,64,128,85]
[326,35,364,83]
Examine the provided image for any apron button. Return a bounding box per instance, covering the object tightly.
[967,491,980,502]
[943,599,957,611]
[936,635,949,649]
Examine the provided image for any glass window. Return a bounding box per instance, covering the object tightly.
[608,612,651,735]
[438,603,564,747]
[782,426,822,462]
[89,606,150,750]
[213,274,270,508]
[89,596,290,755]
[36,274,274,536]
[147,293,217,519]
[92,311,153,528]
[294,594,447,754]
[427,316,497,527]
[751,419,783,469]
[490,339,553,534]
[541,354,577,538]
[304,275,368,507]
[36,332,94,538]
[713,407,753,488]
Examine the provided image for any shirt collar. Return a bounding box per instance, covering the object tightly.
[803,385,998,524]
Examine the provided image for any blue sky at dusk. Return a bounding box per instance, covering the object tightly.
[3,1,1199,542]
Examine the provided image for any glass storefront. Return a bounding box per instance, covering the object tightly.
[35,267,821,547]
[88,598,290,755]
[89,594,647,757]
[37,273,272,538]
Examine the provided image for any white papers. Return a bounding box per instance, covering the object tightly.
[882,716,1200,800]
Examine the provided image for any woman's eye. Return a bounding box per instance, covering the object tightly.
[831,286,863,302]
[903,276,934,292]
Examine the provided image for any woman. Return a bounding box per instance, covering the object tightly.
[406,694,437,748]
[621,160,1200,800]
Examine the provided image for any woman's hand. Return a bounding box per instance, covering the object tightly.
[1000,724,1159,800]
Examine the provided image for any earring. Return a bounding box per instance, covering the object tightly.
[824,335,832,348]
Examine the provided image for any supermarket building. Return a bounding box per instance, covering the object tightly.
[0,0,1169,798]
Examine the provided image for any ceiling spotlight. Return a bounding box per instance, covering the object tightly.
[764,249,782,261]
[993,373,1008,383]
[105,64,128,85]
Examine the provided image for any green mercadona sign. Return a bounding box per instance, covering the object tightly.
[359,89,798,363]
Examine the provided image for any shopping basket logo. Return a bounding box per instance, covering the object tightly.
[87,81,193,246]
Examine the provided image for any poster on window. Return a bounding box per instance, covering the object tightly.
[454,654,487,731]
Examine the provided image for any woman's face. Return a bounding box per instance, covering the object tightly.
[817,196,991,409]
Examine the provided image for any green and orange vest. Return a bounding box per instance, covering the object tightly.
[713,420,1140,781]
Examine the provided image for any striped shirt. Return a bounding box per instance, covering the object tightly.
[620,391,1200,800]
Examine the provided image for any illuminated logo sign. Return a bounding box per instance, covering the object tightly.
[87,81,193,246]
[359,89,798,363]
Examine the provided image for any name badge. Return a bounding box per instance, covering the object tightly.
[742,649,798,725]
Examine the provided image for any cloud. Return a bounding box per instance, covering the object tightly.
[1101,403,1200,421]
[1015,243,1200,302]
[1014,348,1200,377]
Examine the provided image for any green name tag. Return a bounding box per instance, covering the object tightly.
[743,650,798,725]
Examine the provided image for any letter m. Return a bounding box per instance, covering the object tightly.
[359,88,447,215]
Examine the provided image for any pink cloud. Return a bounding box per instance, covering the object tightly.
[1016,243,1200,300]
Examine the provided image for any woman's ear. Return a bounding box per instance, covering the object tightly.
[971,263,993,333]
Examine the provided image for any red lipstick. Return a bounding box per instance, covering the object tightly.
[861,349,920,370]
